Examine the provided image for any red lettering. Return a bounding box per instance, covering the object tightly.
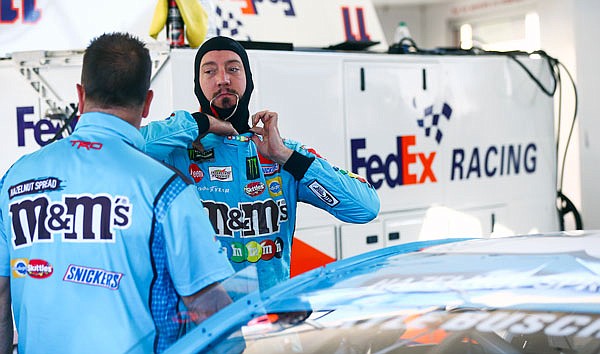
[401,135,417,185]
[238,0,257,14]
[70,140,103,150]
[419,152,437,183]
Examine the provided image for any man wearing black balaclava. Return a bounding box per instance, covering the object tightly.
[193,35,254,134]
[142,36,380,293]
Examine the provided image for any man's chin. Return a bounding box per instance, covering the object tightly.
[218,99,236,108]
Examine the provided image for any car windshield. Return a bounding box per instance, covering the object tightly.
[167,235,600,354]
[203,308,600,354]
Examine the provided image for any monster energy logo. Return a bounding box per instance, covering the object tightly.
[246,156,260,180]
[188,148,215,162]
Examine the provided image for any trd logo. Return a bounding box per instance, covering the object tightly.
[351,136,436,190]
[70,140,102,150]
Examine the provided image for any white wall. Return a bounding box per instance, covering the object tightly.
[536,0,579,230]
[373,0,592,231]
[375,4,423,46]
[573,0,600,229]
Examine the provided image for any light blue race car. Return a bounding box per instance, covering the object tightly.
[166,230,600,354]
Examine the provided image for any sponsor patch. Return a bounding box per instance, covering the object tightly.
[246,156,260,180]
[308,180,340,207]
[209,166,233,181]
[63,264,124,290]
[203,199,288,237]
[266,177,282,197]
[10,194,132,248]
[9,177,62,199]
[244,181,265,197]
[262,164,280,176]
[188,147,215,162]
[11,258,29,278]
[189,163,204,183]
[227,237,284,263]
[198,185,230,194]
[70,140,103,150]
[27,259,53,279]
[257,154,280,176]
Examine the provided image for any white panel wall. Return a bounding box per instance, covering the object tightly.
[573,0,600,229]
[373,0,597,231]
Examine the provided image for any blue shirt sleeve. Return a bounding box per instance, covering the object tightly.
[0,172,9,277]
[161,183,233,296]
[141,111,199,161]
[288,140,381,224]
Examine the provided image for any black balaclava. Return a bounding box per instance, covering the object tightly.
[194,36,254,133]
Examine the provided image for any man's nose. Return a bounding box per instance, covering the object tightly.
[217,70,230,86]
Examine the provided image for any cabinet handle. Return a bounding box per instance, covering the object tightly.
[366,235,378,244]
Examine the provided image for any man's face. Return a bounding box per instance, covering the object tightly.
[199,50,246,110]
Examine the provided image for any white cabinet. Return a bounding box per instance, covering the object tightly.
[340,220,383,259]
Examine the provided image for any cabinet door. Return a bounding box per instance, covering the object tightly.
[340,220,383,259]
[343,60,443,213]
[383,212,428,247]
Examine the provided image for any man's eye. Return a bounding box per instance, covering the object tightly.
[229,67,241,73]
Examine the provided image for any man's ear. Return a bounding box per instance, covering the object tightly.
[76,83,85,114]
[141,90,154,118]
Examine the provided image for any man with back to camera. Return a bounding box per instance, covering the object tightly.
[0,32,234,354]
[141,36,381,292]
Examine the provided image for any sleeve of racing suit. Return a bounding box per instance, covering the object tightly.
[0,171,11,277]
[160,177,234,296]
[140,110,208,160]
[287,140,381,224]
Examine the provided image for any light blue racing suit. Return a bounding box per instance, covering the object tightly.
[0,112,234,353]
[141,110,380,291]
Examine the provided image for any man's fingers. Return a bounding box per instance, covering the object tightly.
[192,139,206,152]
[251,110,277,127]
[210,118,239,136]
[250,126,264,136]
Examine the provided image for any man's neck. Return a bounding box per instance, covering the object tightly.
[83,105,142,129]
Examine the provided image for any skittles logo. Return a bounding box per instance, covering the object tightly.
[11,258,53,279]
[229,237,284,263]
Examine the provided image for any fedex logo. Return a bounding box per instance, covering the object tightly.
[1,0,41,24]
[17,106,73,147]
[351,136,436,190]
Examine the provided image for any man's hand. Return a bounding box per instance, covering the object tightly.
[193,113,239,152]
[182,282,233,325]
[207,114,239,136]
[249,110,293,165]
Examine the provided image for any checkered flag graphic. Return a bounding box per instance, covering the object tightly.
[215,6,251,40]
[416,102,452,144]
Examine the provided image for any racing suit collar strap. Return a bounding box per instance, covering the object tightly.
[75,112,146,150]
[200,132,253,147]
